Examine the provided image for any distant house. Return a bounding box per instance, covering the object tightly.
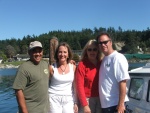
[72,50,82,56]
[0,59,2,63]
[13,54,29,61]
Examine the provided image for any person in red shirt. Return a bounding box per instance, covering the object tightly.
[75,39,103,113]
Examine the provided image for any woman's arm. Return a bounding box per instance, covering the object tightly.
[73,65,77,103]
[73,65,78,113]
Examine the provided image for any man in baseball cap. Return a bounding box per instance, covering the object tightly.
[13,40,50,113]
[28,41,43,64]
[28,41,43,50]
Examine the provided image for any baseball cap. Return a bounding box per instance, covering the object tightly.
[28,41,43,50]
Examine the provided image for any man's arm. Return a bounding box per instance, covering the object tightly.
[117,80,127,112]
[15,89,28,113]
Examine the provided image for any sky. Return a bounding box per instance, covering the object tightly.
[0,0,150,40]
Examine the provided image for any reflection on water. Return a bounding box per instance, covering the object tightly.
[0,68,18,113]
[0,68,17,76]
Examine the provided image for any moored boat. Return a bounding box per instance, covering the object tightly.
[126,63,150,113]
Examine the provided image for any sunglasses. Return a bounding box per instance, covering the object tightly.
[98,40,111,45]
[87,48,97,52]
[31,48,43,53]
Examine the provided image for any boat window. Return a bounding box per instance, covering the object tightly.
[128,78,144,100]
[147,80,150,102]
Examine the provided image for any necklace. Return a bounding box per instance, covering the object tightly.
[59,64,67,75]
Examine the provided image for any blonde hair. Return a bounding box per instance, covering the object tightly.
[81,39,103,61]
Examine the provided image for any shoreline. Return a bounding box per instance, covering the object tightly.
[0,59,150,69]
[0,64,19,69]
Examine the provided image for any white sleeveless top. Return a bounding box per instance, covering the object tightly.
[48,63,74,95]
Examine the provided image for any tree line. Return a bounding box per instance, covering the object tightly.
[0,27,150,62]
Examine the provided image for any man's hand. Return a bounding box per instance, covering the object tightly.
[70,60,76,65]
[117,103,126,113]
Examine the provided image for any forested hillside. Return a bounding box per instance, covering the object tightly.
[0,27,150,61]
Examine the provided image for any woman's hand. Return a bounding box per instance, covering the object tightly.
[74,103,78,113]
[83,105,91,113]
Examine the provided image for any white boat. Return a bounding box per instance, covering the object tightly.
[126,63,150,113]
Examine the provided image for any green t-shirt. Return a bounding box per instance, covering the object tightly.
[13,60,50,113]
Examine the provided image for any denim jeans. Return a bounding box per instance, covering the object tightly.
[102,105,117,113]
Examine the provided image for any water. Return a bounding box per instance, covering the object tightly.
[0,62,148,113]
[0,68,18,113]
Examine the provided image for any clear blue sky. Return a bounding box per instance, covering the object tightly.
[0,0,150,40]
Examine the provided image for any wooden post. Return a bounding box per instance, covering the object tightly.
[49,37,59,65]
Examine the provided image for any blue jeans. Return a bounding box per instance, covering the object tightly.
[102,105,117,113]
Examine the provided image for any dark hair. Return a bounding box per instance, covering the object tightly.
[54,42,73,63]
[96,31,112,42]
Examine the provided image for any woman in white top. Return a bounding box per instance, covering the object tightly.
[48,42,78,113]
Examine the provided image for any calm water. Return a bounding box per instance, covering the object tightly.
[0,68,18,113]
[0,62,147,113]
[0,68,17,113]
